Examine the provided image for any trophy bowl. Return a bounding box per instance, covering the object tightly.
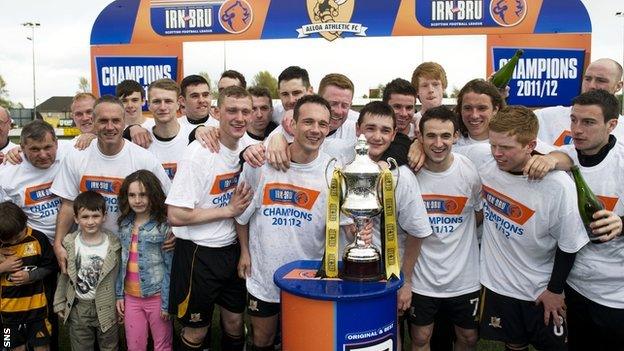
[338,136,383,281]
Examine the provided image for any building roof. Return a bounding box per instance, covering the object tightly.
[37,96,73,113]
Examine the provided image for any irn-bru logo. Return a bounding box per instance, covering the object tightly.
[422,195,468,215]
[24,182,55,206]
[553,130,573,146]
[482,185,535,225]
[80,176,124,195]
[218,0,253,34]
[597,195,618,211]
[489,0,527,27]
[209,171,240,195]
[163,162,177,180]
[262,183,320,211]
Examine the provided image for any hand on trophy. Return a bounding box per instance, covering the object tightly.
[345,220,374,246]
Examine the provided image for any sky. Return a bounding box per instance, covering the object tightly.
[0,0,622,108]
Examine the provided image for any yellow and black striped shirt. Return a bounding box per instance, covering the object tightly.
[0,227,55,324]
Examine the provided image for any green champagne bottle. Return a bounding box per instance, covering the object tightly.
[571,166,604,243]
[491,49,524,89]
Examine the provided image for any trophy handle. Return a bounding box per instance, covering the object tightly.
[375,157,399,204]
[386,157,400,187]
[324,157,338,190]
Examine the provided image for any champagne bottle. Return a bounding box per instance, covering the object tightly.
[491,49,524,89]
[571,166,604,243]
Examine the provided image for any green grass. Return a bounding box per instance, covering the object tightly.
[58,309,528,350]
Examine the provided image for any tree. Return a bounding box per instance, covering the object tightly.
[251,71,278,98]
[0,74,19,109]
[368,83,385,99]
[450,86,460,98]
[197,71,218,94]
[77,76,91,93]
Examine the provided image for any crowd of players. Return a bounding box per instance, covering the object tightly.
[0,58,622,351]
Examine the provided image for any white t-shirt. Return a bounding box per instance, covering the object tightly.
[413,153,482,297]
[536,105,624,146]
[0,140,17,166]
[560,144,624,308]
[178,115,219,132]
[236,152,333,303]
[271,104,359,124]
[165,141,243,247]
[141,118,155,130]
[455,135,488,148]
[146,123,195,180]
[239,131,265,150]
[0,142,72,243]
[51,141,171,233]
[479,160,588,301]
[267,120,357,166]
[75,233,110,300]
[0,140,16,154]
[270,104,286,124]
[455,138,557,165]
[365,166,432,261]
[347,109,360,122]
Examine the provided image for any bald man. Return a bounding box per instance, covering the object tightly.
[0,107,17,163]
[536,58,624,146]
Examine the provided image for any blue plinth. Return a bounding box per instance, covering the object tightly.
[274,260,403,351]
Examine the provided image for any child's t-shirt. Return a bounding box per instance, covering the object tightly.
[124,228,141,297]
[0,228,55,323]
[74,233,109,300]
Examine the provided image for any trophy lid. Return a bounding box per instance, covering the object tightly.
[342,135,380,175]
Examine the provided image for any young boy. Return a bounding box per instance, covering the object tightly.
[53,191,121,351]
[0,201,56,351]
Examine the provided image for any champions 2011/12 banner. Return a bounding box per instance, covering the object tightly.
[90,0,592,107]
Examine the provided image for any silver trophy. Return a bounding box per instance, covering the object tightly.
[326,135,397,281]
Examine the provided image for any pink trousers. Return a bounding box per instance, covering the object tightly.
[123,294,173,351]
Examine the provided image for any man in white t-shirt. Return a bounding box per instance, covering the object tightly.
[262,73,358,168]
[536,58,624,146]
[0,106,16,163]
[238,86,277,149]
[50,95,171,274]
[554,89,624,350]
[115,79,152,127]
[0,119,71,351]
[478,106,588,351]
[352,101,432,350]
[3,93,102,166]
[217,70,246,92]
[383,78,418,140]
[270,66,313,127]
[408,106,482,351]
[454,79,505,147]
[235,94,333,351]
[411,62,447,138]
[0,120,69,244]
[165,86,253,351]
[142,78,194,180]
[126,75,219,149]
[354,100,432,295]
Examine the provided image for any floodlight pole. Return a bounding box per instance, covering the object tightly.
[22,22,40,119]
[616,12,624,115]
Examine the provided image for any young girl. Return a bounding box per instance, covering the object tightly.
[115,170,173,351]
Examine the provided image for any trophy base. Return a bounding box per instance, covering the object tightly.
[341,259,382,282]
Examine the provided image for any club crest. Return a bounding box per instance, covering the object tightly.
[298,0,366,41]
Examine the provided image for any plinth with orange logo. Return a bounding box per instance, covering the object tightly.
[274,260,402,351]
